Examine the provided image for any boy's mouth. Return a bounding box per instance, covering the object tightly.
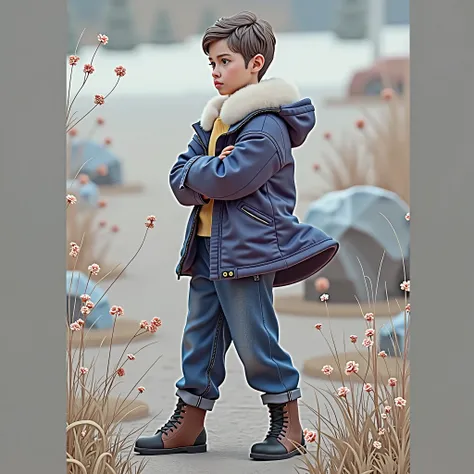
[214,80,223,88]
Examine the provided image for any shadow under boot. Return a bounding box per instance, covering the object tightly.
[250,399,306,461]
[134,397,207,455]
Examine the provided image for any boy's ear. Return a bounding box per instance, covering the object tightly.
[250,54,265,74]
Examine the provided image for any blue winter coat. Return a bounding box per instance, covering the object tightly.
[169,78,339,287]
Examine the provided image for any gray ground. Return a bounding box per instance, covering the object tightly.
[74,90,390,473]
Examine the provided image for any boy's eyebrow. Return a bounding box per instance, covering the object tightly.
[208,53,232,60]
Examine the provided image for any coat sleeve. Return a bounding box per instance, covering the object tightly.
[179,131,283,201]
[169,134,210,206]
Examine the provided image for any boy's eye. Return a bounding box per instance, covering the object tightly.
[222,58,229,65]
[209,62,215,69]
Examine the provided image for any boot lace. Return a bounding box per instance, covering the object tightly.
[156,398,186,434]
[266,403,288,439]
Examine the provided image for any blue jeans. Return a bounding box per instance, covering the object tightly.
[175,237,301,411]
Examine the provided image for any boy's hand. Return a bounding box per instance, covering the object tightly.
[219,145,234,160]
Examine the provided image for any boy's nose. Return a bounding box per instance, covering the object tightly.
[212,70,221,79]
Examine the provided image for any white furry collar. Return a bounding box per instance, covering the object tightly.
[199,78,300,131]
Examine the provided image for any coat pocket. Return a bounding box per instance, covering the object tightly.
[237,202,273,226]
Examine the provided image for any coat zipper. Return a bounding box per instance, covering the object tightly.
[240,206,271,225]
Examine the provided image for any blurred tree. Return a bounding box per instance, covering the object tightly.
[150,9,176,45]
[103,0,139,51]
[333,0,369,40]
[291,0,332,32]
[198,6,218,36]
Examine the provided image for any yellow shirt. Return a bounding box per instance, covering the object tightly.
[197,117,230,237]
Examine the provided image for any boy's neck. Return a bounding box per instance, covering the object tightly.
[229,78,259,96]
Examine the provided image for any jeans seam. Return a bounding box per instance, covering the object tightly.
[257,277,288,394]
[200,311,224,399]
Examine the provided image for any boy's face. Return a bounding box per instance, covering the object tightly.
[208,39,264,96]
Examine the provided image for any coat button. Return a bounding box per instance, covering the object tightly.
[222,271,228,277]
[228,271,234,277]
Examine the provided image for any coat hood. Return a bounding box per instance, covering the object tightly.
[199,78,317,148]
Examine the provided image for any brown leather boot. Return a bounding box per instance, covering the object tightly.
[250,399,306,461]
[134,398,207,455]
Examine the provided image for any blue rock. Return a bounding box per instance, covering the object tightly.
[66,271,113,330]
[379,311,410,357]
[70,140,123,186]
[303,185,410,303]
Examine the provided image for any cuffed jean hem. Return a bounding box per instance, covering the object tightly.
[261,388,302,405]
[176,389,216,411]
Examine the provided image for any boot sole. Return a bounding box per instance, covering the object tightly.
[134,444,207,456]
[250,447,305,461]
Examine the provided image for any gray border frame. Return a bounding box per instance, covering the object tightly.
[0,1,66,471]
[1,1,471,472]
[411,1,472,472]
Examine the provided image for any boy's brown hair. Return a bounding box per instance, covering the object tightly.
[202,11,276,81]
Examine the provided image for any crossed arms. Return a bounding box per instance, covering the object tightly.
[169,130,284,205]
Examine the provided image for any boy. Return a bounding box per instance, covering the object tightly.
[135,11,339,461]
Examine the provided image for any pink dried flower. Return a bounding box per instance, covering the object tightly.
[109,305,124,317]
[394,397,407,408]
[69,242,80,258]
[70,322,81,331]
[80,294,90,302]
[88,263,100,275]
[344,360,359,375]
[99,220,107,228]
[76,319,85,327]
[314,323,322,330]
[364,312,374,322]
[146,215,157,229]
[127,354,136,361]
[337,386,350,398]
[114,65,127,77]
[111,224,120,233]
[68,128,78,137]
[321,365,333,376]
[80,367,89,375]
[303,429,317,443]
[378,428,386,436]
[364,383,373,393]
[356,119,365,129]
[350,335,358,343]
[405,212,410,221]
[83,64,95,74]
[381,88,394,101]
[137,386,145,393]
[378,350,388,358]
[94,94,105,106]
[314,277,330,292]
[362,338,374,348]
[98,200,107,208]
[381,413,388,420]
[151,317,162,328]
[117,367,125,377]
[66,194,77,205]
[104,137,112,146]
[320,293,329,302]
[140,320,149,329]
[365,328,375,338]
[148,324,159,334]
[80,306,91,316]
[388,377,398,387]
[98,34,109,45]
[78,173,89,185]
[85,300,95,309]
[312,163,321,171]
[405,303,411,312]
[400,280,410,292]
[323,131,332,140]
[97,117,105,125]
[385,406,392,413]
[373,441,382,450]
[69,55,80,66]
